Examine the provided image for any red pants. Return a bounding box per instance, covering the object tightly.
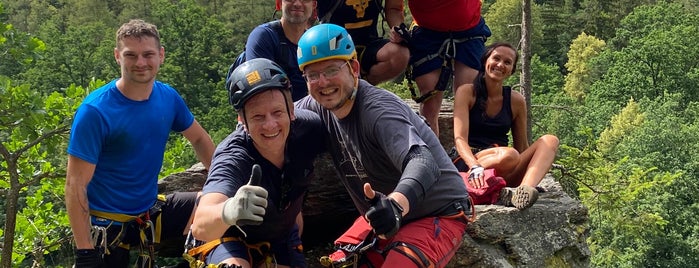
[361,214,467,268]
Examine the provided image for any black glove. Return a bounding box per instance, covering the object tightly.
[365,191,403,239]
[74,249,103,268]
[392,23,411,46]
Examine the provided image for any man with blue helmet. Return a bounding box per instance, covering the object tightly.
[190,58,325,268]
[295,23,471,268]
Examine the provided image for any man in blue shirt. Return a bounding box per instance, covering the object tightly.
[65,19,215,267]
[244,0,317,101]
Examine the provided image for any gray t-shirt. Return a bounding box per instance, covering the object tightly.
[296,80,468,222]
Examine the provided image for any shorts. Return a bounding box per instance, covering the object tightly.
[356,38,390,76]
[92,192,197,267]
[409,17,491,78]
[206,224,306,267]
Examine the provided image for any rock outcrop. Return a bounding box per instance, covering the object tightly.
[158,99,590,267]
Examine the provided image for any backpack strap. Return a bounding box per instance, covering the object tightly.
[319,0,344,23]
[267,20,293,75]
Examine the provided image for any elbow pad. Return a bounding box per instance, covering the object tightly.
[394,145,439,207]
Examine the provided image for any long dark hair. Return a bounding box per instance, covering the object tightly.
[473,42,519,113]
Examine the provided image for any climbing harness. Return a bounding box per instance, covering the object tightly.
[89,195,167,268]
[319,198,474,268]
[183,230,280,268]
[406,31,485,103]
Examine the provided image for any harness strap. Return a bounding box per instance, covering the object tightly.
[407,34,486,103]
[88,195,167,266]
[412,35,485,68]
[185,237,277,268]
[389,242,435,268]
[187,237,241,261]
[90,210,142,223]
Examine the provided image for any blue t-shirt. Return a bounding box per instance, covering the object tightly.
[245,21,307,101]
[203,109,325,242]
[67,79,194,215]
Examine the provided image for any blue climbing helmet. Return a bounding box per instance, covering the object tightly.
[297,23,357,71]
[226,58,291,111]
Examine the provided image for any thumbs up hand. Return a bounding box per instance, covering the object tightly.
[363,183,403,239]
[222,164,268,226]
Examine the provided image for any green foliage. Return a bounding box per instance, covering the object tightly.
[20,20,116,94]
[150,0,237,145]
[596,99,645,156]
[582,2,699,138]
[0,7,46,79]
[564,32,605,101]
[3,0,699,266]
[558,140,680,267]
[379,80,412,100]
[161,136,189,177]
[0,76,89,267]
[484,0,544,54]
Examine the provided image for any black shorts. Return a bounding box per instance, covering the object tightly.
[356,38,390,76]
[159,191,197,241]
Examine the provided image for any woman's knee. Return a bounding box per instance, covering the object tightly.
[496,147,519,171]
[539,134,560,151]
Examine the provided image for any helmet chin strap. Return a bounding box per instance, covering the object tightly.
[347,61,359,103]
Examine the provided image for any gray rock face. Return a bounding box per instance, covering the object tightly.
[159,99,590,267]
[450,176,590,267]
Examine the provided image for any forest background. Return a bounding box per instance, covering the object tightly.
[1,0,698,267]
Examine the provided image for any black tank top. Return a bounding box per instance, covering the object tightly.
[468,86,512,149]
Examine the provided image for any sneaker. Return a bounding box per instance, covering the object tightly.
[512,185,539,210]
[496,187,515,207]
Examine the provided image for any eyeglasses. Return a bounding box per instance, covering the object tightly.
[303,62,349,83]
[282,0,314,3]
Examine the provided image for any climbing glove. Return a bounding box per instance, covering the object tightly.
[468,165,485,181]
[222,164,268,226]
[73,248,104,268]
[365,191,403,239]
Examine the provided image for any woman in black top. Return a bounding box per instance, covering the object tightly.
[452,42,559,210]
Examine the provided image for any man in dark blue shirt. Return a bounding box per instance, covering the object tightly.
[190,58,325,267]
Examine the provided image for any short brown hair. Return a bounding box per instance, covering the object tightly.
[116,19,161,49]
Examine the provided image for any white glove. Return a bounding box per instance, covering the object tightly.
[222,164,268,226]
[468,165,485,181]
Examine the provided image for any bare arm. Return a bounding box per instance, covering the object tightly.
[190,192,230,241]
[385,0,405,43]
[182,119,215,170]
[384,0,405,28]
[453,84,479,167]
[510,91,529,153]
[65,155,96,249]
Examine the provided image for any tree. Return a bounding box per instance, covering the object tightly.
[484,0,543,54]
[520,0,533,141]
[0,77,89,267]
[0,4,45,80]
[583,2,699,135]
[564,32,605,101]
